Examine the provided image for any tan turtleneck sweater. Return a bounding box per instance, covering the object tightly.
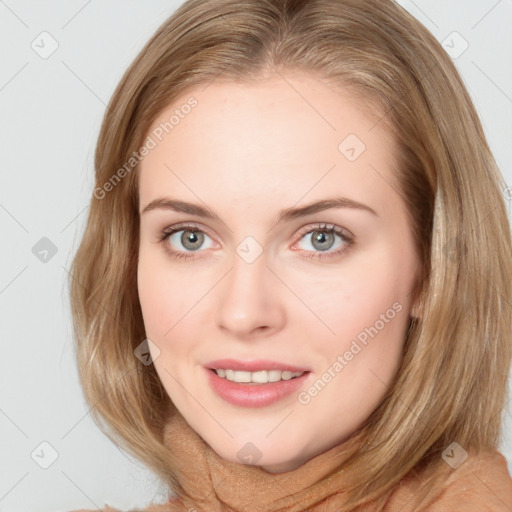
[70,409,512,512]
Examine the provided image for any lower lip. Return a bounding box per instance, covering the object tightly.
[205,367,310,408]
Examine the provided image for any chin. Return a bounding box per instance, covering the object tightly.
[259,459,304,474]
[208,439,303,473]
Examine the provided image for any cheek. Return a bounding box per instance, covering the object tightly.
[137,246,214,346]
[137,246,179,337]
[293,258,407,331]
[291,252,412,369]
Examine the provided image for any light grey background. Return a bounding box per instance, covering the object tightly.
[0,1,511,511]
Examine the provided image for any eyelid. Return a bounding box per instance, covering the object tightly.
[159,222,216,241]
[293,223,354,243]
[290,223,354,259]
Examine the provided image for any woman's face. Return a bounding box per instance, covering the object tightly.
[137,73,421,473]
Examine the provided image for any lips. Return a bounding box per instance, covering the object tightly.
[205,366,311,408]
[204,358,310,373]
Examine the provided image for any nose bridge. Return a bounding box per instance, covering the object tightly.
[230,246,268,296]
[215,243,284,336]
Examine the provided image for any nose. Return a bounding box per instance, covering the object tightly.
[215,250,286,340]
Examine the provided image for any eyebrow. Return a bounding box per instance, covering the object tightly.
[141,196,378,222]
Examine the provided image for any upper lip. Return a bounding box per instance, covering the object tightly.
[205,358,310,373]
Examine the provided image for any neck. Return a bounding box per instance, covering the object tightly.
[162,405,370,512]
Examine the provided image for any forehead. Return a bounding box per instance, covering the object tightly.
[137,74,401,218]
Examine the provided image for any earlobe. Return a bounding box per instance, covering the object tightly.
[410,299,422,320]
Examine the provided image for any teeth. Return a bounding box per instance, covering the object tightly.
[214,369,305,383]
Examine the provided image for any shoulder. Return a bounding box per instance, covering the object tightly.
[428,449,512,511]
[386,448,512,512]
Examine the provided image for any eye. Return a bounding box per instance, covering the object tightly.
[293,223,353,260]
[158,223,214,260]
[158,222,354,261]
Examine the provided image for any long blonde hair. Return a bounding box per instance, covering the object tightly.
[68,0,512,509]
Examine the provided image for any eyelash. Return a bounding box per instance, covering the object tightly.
[157,222,354,261]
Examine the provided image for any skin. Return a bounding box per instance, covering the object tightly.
[137,72,421,473]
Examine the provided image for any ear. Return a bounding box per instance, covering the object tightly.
[410,298,422,320]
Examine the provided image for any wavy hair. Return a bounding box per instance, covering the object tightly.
[68,0,512,509]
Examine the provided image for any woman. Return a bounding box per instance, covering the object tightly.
[69,0,512,510]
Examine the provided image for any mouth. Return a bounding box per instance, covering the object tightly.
[209,368,307,384]
[205,365,312,408]
[204,358,310,385]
